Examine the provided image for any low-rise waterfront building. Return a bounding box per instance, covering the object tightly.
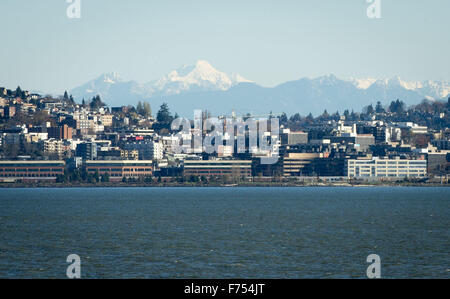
[183,160,252,178]
[0,161,65,182]
[345,157,427,179]
[85,160,153,181]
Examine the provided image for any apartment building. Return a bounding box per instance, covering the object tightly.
[124,140,164,160]
[44,139,71,158]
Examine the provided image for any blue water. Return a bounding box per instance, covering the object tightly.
[0,187,448,279]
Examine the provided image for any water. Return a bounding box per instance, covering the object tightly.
[0,187,448,279]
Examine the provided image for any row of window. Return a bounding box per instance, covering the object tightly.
[351,174,426,178]
[0,168,64,172]
[0,174,61,178]
[185,171,251,175]
[348,161,426,165]
[0,164,64,167]
[85,163,153,167]
[86,168,153,173]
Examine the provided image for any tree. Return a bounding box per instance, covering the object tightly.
[31,110,50,126]
[137,101,144,115]
[137,101,152,118]
[279,112,288,124]
[343,110,350,120]
[290,113,301,123]
[15,86,25,99]
[93,170,100,183]
[375,101,385,113]
[332,111,340,121]
[63,91,69,101]
[365,104,374,115]
[156,103,173,124]
[90,95,105,110]
[389,99,405,114]
[143,102,152,118]
[101,173,110,183]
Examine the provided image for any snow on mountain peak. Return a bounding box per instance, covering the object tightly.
[152,60,252,95]
[350,77,378,89]
[349,76,449,100]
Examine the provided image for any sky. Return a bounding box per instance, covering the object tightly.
[0,0,449,94]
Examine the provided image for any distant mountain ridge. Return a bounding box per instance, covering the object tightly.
[70,60,449,116]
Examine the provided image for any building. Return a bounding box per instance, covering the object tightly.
[345,158,427,179]
[121,150,140,161]
[183,160,252,178]
[124,140,164,160]
[99,114,113,127]
[3,106,16,119]
[328,135,375,151]
[48,124,72,140]
[0,161,65,182]
[76,142,98,160]
[282,153,321,177]
[281,130,308,146]
[432,140,450,151]
[44,139,71,158]
[427,152,450,176]
[85,160,153,181]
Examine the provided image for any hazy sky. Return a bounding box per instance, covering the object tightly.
[0,0,449,94]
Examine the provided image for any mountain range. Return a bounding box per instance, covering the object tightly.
[70,60,450,116]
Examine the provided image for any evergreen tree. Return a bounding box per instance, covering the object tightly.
[279,112,288,123]
[365,104,374,115]
[375,101,385,113]
[90,95,105,110]
[290,113,301,123]
[156,103,173,124]
[389,99,405,114]
[344,110,350,120]
[15,86,22,97]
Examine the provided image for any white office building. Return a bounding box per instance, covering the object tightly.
[346,158,427,179]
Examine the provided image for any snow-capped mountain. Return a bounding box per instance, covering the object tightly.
[70,62,449,116]
[350,76,450,101]
[71,60,252,103]
[146,60,253,96]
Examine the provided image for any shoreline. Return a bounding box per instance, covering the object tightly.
[1,182,448,189]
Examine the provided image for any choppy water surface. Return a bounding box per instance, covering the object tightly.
[0,187,448,278]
